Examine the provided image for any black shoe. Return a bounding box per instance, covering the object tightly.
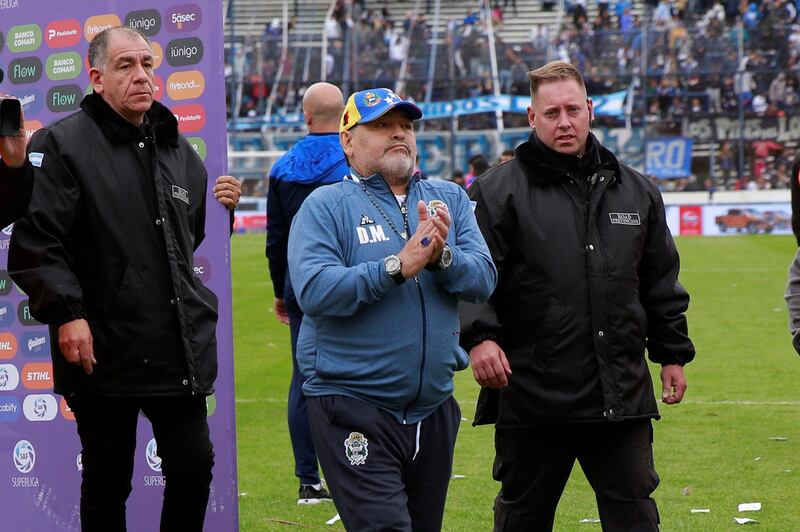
[298,484,332,505]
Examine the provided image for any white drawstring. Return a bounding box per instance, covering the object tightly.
[412,420,421,461]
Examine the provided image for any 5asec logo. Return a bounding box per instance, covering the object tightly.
[166,4,202,33]
[13,440,35,474]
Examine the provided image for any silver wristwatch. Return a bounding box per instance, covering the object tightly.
[427,245,453,271]
[437,245,453,269]
[384,255,405,285]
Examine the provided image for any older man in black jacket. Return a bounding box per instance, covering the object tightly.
[461,61,695,531]
[8,27,239,531]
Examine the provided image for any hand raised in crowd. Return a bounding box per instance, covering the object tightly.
[0,97,27,168]
[58,318,97,375]
[396,201,444,279]
[469,339,512,388]
[213,175,242,210]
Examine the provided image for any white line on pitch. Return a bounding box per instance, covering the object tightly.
[688,400,800,406]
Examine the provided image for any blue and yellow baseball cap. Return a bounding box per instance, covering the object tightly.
[340,88,423,132]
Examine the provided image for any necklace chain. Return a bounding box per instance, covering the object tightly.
[359,180,408,240]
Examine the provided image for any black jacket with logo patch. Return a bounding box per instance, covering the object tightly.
[9,93,218,397]
[461,132,695,428]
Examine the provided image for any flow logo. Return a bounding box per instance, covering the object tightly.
[47,84,82,112]
[146,438,162,472]
[13,440,35,473]
[0,270,11,296]
[17,300,42,326]
[8,57,43,85]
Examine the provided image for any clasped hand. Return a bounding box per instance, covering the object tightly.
[396,201,451,279]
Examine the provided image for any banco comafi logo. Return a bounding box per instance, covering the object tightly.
[13,440,35,473]
[146,438,162,472]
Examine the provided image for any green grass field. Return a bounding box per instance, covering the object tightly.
[232,233,800,531]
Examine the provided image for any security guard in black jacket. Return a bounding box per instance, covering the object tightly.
[461,61,695,531]
[8,27,239,532]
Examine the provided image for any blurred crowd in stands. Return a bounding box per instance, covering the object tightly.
[226,0,800,191]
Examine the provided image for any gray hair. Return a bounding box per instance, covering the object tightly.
[88,27,150,70]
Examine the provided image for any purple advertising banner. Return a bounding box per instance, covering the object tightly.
[0,0,238,530]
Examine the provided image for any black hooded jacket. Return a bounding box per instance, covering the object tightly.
[8,93,218,397]
[461,132,695,428]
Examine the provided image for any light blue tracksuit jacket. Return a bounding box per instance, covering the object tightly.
[288,172,497,423]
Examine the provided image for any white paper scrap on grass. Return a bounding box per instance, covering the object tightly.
[452,474,466,479]
[461,417,468,421]
[326,513,341,525]
[738,502,762,512]
[691,509,711,513]
[753,457,762,461]
[769,436,788,441]
[579,518,601,523]
[734,517,759,524]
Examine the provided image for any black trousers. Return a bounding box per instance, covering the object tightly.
[307,395,460,532]
[67,395,214,532]
[493,420,660,532]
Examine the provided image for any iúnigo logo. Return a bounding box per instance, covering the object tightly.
[13,440,35,474]
[146,438,162,472]
[76,452,83,471]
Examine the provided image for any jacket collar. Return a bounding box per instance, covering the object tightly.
[350,168,422,194]
[514,130,621,186]
[80,92,180,148]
